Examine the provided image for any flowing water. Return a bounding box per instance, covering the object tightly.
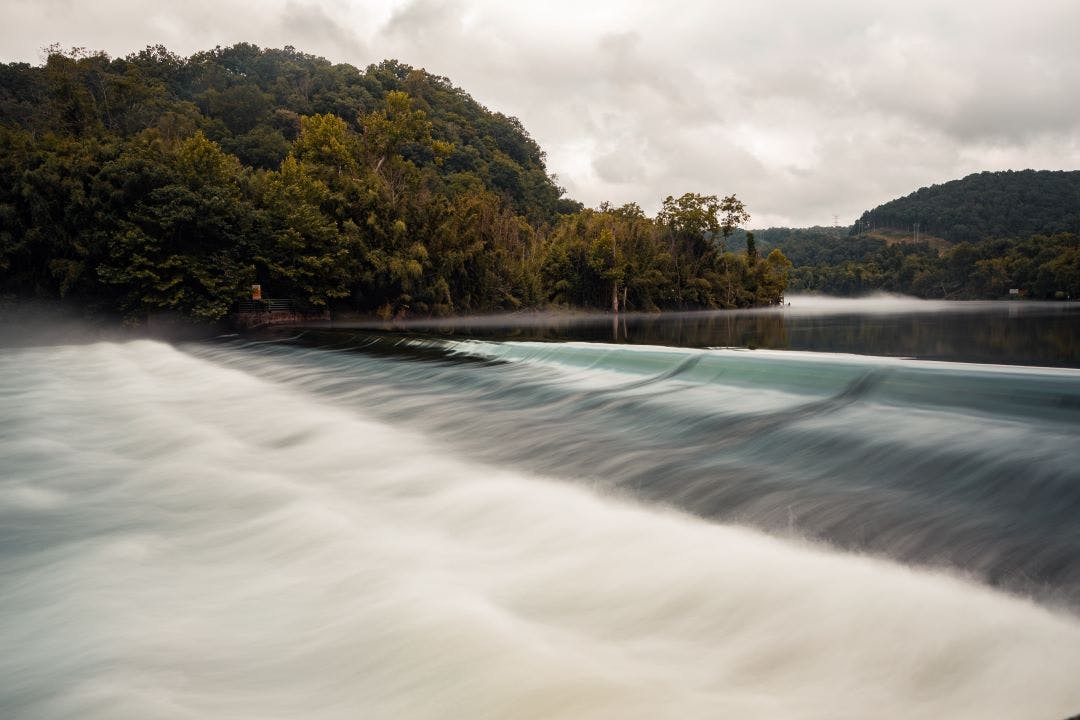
[2,295,1080,719]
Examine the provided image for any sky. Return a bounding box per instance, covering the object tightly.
[2,0,1079,227]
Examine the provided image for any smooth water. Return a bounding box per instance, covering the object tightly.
[2,296,1080,719]
[325,293,1080,367]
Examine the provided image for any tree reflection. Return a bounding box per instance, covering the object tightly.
[357,304,1080,367]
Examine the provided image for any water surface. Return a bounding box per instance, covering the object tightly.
[2,295,1079,719]
[311,294,1080,367]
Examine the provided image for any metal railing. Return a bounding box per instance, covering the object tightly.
[236,299,297,313]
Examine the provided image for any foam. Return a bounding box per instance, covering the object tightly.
[2,341,1078,719]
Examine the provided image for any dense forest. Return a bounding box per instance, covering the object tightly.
[0,44,789,322]
[853,170,1080,242]
[779,233,1079,299]
[753,172,1080,300]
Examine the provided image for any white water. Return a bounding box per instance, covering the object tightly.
[2,341,1080,719]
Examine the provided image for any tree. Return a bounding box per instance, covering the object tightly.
[291,113,359,178]
[657,193,722,252]
[720,194,750,243]
[250,156,362,308]
[0,43,794,320]
[94,132,255,320]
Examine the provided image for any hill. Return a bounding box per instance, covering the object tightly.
[0,43,567,224]
[744,172,1080,300]
[854,170,1080,242]
[0,44,787,321]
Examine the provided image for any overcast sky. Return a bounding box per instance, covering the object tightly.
[2,0,1079,227]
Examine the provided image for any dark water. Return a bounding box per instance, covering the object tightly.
[3,295,1080,719]
[313,294,1080,367]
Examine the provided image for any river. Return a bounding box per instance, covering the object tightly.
[2,295,1079,719]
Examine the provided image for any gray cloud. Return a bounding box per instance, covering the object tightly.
[279,1,367,61]
[2,0,1079,226]
[384,0,460,38]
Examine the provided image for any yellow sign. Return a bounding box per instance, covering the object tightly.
[251,284,262,300]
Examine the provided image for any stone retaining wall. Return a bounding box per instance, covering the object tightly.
[230,310,330,330]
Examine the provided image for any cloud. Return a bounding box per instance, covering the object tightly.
[384,0,460,38]
[2,0,1079,226]
[279,1,367,61]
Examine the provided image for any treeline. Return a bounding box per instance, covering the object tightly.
[755,205,1080,299]
[854,170,1080,242]
[787,234,1079,299]
[0,44,788,321]
[751,226,887,266]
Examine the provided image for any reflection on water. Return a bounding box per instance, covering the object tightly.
[305,295,1080,367]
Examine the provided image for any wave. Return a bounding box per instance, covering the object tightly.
[180,335,1080,605]
[2,340,1079,718]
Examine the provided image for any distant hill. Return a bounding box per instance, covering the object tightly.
[854,170,1080,242]
[743,227,875,266]
[747,172,1080,300]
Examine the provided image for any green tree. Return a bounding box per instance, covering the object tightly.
[250,155,362,308]
[94,131,255,320]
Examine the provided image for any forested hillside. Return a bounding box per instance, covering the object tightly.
[784,233,1078,298]
[854,170,1080,242]
[754,226,1079,300]
[0,43,564,223]
[750,173,1080,300]
[0,44,788,321]
[753,224,1080,300]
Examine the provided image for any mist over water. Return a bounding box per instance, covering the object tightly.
[318,294,1080,367]
[4,299,1080,719]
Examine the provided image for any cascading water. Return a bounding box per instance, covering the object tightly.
[3,299,1080,719]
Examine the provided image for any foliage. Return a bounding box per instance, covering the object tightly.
[853,170,1080,242]
[784,234,1079,300]
[544,200,787,311]
[0,43,783,320]
[755,183,1080,300]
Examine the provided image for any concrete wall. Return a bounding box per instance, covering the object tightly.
[230,310,330,330]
